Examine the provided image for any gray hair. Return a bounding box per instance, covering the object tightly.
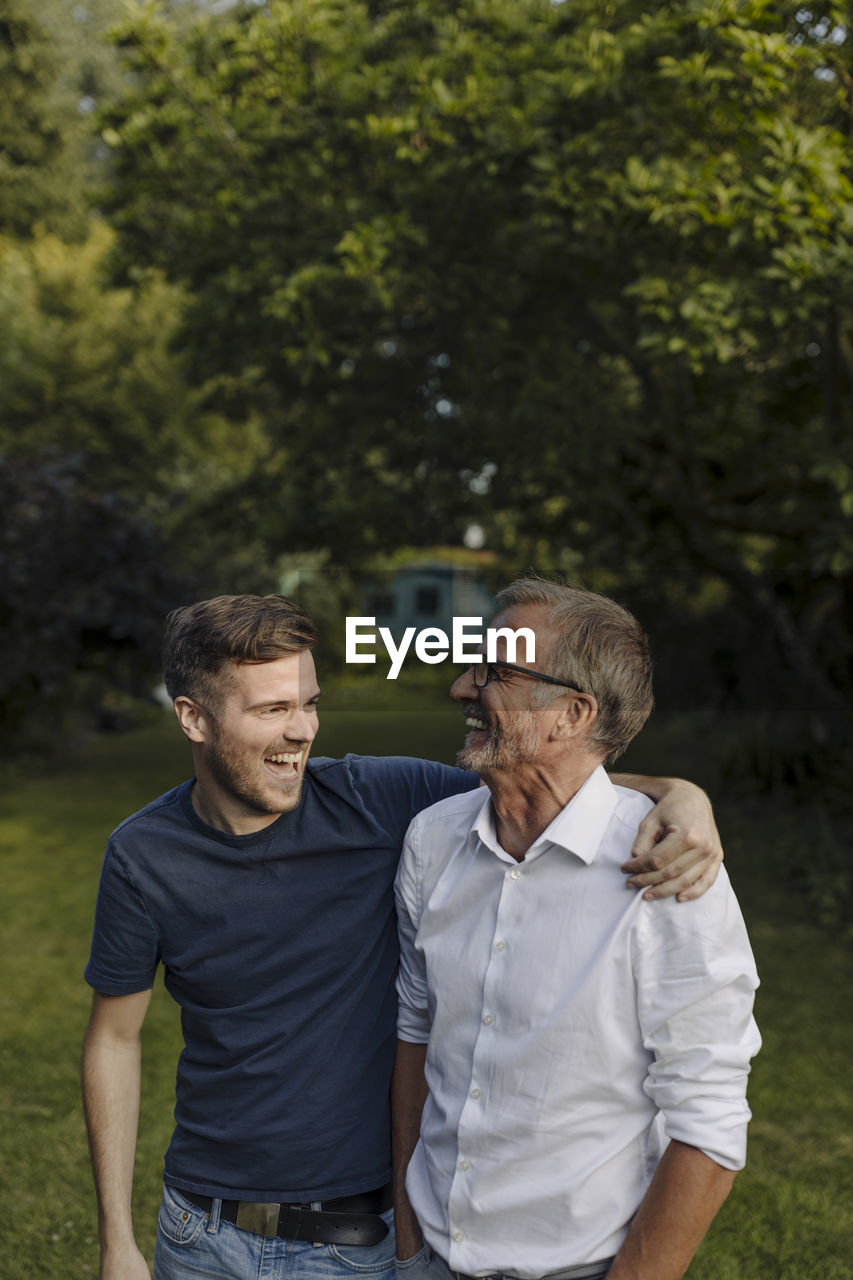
[495,577,654,763]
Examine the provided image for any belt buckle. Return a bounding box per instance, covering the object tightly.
[236,1201,280,1237]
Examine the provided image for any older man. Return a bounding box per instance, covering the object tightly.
[393,580,760,1280]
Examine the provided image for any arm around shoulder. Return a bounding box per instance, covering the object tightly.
[82,988,154,1280]
[611,774,723,901]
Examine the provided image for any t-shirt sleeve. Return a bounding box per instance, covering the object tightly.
[348,755,479,844]
[84,841,161,995]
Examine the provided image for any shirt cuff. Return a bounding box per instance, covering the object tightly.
[397,1002,432,1043]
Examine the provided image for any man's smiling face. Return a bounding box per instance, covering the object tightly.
[450,604,558,778]
[200,650,320,825]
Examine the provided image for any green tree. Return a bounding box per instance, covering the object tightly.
[0,217,279,586]
[98,0,853,754]
[0,0,152,237]
[0,224,276,746]
[0,1,81,235]
[0,0,285,748]
[0,224,262,507]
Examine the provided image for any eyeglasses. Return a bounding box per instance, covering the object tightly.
[471,661,586,694]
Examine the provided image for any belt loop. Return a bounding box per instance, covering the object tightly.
[205,1197,222,1235]
[309,1201,323,1247]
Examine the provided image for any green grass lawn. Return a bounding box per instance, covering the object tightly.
[0,689,850,1278]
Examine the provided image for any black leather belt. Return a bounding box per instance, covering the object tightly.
[181,1183,392,1244]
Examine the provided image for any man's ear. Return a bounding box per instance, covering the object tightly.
[173,696,211,744]
[551,692,598,741]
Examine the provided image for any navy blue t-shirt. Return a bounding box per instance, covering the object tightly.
[85,754,478,1201]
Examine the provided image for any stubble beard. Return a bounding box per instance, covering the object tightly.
[205,732,305,818]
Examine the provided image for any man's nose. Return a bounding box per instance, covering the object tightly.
[288,708,318,743]
[450,666,478,703]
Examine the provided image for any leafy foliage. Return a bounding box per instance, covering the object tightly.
[0,214,273,742]
[2,0,853,807]
[96,0,853,756]
[0,1,80,235]
[0,220,269,533]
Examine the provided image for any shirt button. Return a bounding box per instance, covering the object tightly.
[482,1013,494,1025]
[495,941,506,951]
[454,1230,465,1243]
[458,1159,470,1171]
[470,1087,481,1099]
[510,868,521,880]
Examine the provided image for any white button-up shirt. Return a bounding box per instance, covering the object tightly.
[395,767,760,1278]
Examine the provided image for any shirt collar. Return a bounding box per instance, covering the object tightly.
[468,789,503,859]
[468,764,618,866]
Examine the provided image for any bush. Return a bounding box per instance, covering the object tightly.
[0,453,187,750]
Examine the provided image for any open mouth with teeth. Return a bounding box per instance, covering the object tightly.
[464,715,489,733]
[264,750,303,778]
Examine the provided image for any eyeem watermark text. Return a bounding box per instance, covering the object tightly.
[345,616,535,680]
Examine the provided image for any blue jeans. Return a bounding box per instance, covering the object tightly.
[154,1184,397,1280]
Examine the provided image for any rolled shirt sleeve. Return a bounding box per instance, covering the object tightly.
[395,817,433,1044]
[635,871,761,1170]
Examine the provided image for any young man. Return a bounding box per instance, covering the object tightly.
[83,593,725,1280]
[393,580,760,1280]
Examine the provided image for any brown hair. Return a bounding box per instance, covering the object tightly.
[495,577,654,763]
[163,594,318,708]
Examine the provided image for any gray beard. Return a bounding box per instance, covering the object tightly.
[456,712,541,776]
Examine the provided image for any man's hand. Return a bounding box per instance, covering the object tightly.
[100,1239,152,1280]
[610,776,723,901]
